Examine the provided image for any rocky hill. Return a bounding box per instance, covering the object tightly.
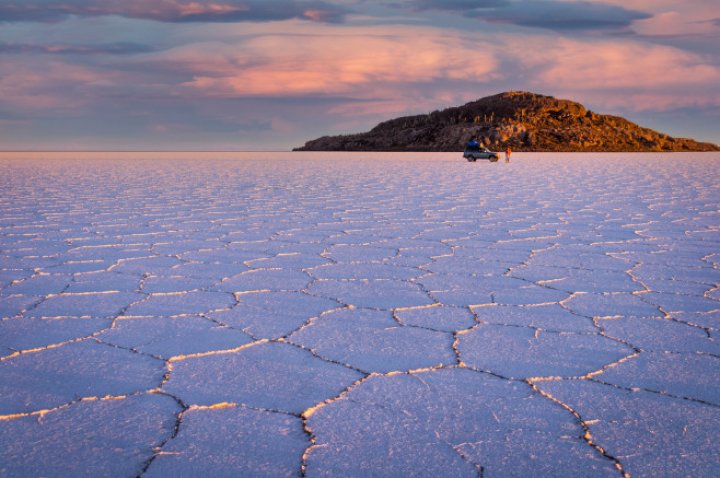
[294,91,718,152]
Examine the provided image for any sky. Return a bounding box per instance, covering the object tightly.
[0,0,718,150]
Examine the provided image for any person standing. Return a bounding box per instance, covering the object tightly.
[505,146,512,162]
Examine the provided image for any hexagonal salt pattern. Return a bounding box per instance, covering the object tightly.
[144,405,307,478]
[305,369,618,477]
[0,393,180,477]
[456,324,634,379]
[164,341,363,414]
[1,152,718,477]
[536,379,720,478]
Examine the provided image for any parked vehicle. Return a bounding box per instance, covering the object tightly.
[463,146,500,162]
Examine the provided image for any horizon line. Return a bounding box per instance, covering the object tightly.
[0,150,296,153]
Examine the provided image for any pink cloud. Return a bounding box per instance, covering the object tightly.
[177,2,250,16]
[538,39,719,88]
[132,20,718,117]
[0,60,120,110]
[169,25,498,98]
[632,11,720,37]
[503,35,720,111]
[595,0,720,36]
[303,8,338,23]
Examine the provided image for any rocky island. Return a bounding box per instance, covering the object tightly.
[295,91,719,152]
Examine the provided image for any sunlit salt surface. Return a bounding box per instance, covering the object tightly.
[1,151,719,477]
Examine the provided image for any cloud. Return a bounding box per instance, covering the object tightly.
[3,19,717,117]
[157,25,499,99]
[0,21,501,125]
[503,35,720,110]
[150,118,271,134]
[0,59,122,110]
[467,0,651,31]
[631,11,720,37]
[0,0,349,24]
[410,0,509,10]
[0,43,154,55]
[403,0,650,31]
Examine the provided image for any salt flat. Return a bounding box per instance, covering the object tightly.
[1,152,719,477]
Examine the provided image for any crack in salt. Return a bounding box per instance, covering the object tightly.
[299,375,373,476]
[587,377,720,409]
[528,379,630,478]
